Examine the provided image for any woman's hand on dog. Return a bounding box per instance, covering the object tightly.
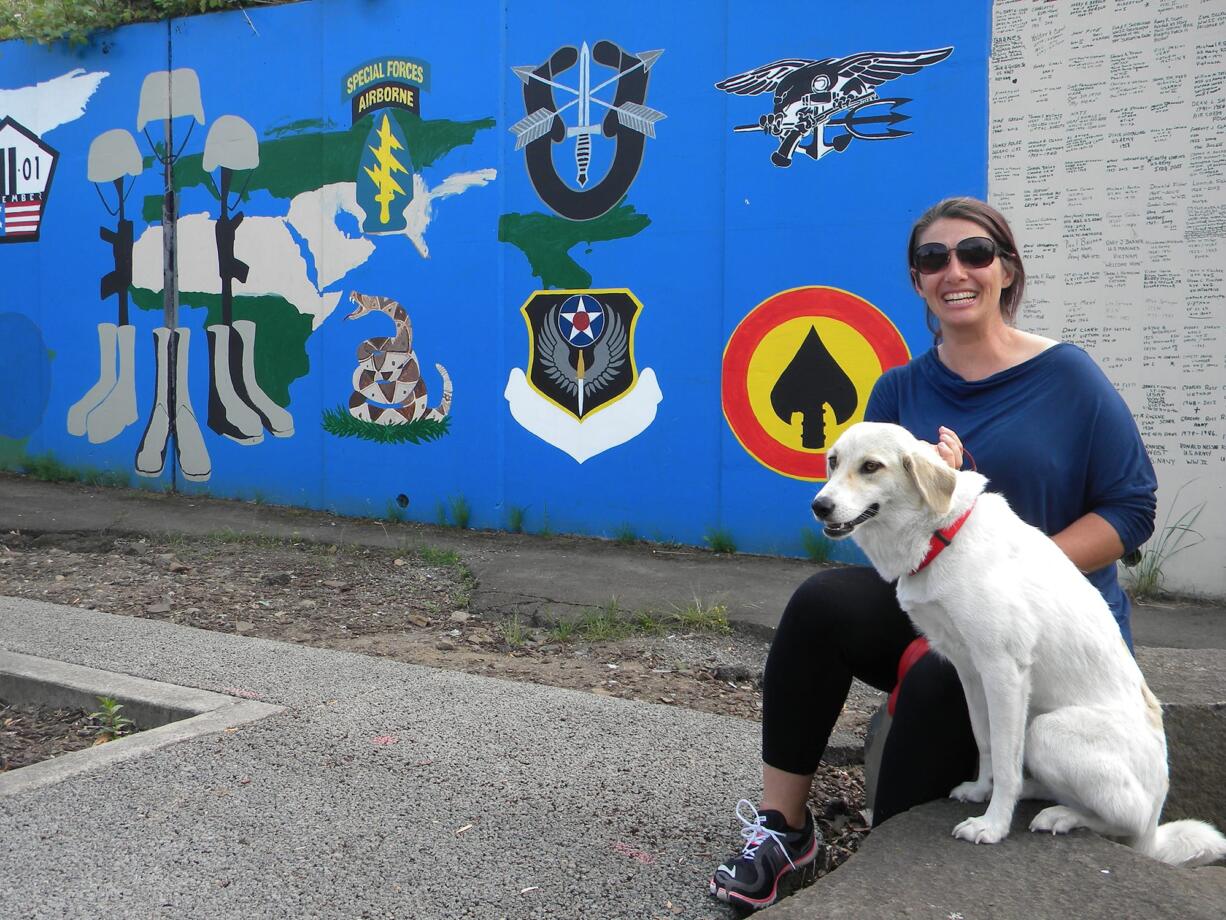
[935,426,964,470]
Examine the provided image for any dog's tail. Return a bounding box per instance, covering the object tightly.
[1137,819,1226,868]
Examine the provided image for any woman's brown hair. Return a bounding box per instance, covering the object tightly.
[908,197,1026,342]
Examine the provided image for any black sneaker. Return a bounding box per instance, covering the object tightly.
[708,799,820,910]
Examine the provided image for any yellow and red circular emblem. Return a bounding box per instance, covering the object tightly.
[722,286,909,481]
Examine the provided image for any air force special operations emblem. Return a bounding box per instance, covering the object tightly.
[716,47,953,167]
[505,290,661,463]
[533,292,626,419]
[510,42,665,221]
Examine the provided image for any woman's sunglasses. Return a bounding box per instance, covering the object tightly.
[911,236,1003,275]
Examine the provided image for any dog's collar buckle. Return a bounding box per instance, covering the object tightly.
[911,500,977,575]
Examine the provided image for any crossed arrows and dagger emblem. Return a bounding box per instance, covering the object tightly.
[510,43,665,187]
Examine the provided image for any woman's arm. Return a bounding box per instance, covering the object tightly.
[1050,511,1125,573]
[931,424,1131,572]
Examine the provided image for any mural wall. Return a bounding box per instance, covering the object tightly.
[990,0,1226,597]
[11,1,1211,596]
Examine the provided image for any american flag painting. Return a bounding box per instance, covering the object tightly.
[0,197,45,237]
[0,117,57,243]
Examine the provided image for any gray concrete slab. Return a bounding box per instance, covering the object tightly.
[766,800,1226,920]
[1,596,753,920]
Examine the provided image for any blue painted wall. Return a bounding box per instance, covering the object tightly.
[0,0,990,558]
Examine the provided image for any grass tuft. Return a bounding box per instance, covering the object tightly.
[499,615,529,649]
[545,596,731,644]
[18,452,80,483]
[417,545,461,567]
[704,528,737,554]
[13,454,129,489]
[1127,484,1205,600]
[546,619,579,643]
[448,495,471,530]
[200,529,288,548]
[578,602,635,641]
[801,529,834,564]
[612,524,637,546]
[507,505,526,534]
[671,597,731,634]
[322,406,450,444]
[82,468,130,488]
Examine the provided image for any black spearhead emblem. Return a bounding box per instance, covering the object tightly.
[770,325,857,449]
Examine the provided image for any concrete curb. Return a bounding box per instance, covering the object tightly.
[0,650,284,798]
[766,799,1226,920]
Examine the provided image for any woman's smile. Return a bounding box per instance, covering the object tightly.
[914,217,1014,332]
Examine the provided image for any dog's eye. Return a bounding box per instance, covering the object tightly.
[828,455,838,471]
[861,460,882,474]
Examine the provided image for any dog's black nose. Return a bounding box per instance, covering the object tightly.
[811,495,833,520]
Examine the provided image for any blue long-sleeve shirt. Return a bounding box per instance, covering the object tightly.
[865,343,1157,645]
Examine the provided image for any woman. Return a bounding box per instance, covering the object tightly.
[708,197,1157,911]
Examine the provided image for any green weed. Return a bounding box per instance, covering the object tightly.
[81,468,129,488]
[18,452,79,483]
[507,505,526,534]
[418,545,461,567]
[704,528,737,554]
[613,524,637,546]
[547,619,579,643]
[1127,485,1206,600]
[630,609,664,635]
[545,596,731,644]
[200,529,287,548]
[385,499,407,523]
[0,437,28,471]
[579,602,635,641]
[500,615,529,649]
[801,529,834,563]
[89,696,136,741]
[448,495,472,530]
[17,453,129,490]
[671,597,731,634]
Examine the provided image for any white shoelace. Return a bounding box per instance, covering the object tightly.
[734,799,797,868]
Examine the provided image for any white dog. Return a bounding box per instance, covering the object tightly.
[812,421,1226,867]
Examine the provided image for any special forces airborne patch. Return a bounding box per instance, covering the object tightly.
[505,289,662,463]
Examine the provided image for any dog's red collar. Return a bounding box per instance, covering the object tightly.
[911,500,977,575]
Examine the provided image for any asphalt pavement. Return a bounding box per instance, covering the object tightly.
[2,473,1224,919]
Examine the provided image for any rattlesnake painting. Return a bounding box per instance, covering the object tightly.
[345,291,452,425]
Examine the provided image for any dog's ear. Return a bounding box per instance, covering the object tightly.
[903,451,957,515]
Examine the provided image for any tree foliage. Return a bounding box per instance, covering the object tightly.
[0,1,292,46]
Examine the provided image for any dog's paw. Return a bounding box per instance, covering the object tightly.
[1029,805,1085,836]
[952,816,1008,845]
[949,780,993,803]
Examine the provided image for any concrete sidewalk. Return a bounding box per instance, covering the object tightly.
[2,473,1225,919]
[1,596,759,919]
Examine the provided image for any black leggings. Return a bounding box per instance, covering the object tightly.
[761,566,978,826]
